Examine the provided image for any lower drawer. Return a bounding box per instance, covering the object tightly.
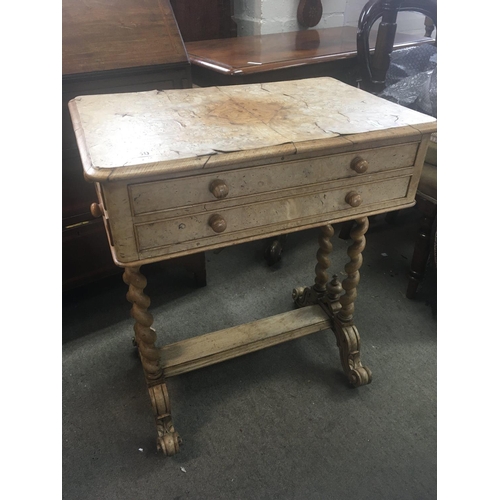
[134,175,411,256]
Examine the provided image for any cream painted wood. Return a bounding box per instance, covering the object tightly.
[129,142,418,216]
[135,176,411,255]
[68,77,436,181]
[68,76,437,456]
[134,197,416,264]
[96,143,431,265]
[130,165,416,224]
[161,304,331,377]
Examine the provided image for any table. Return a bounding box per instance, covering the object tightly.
[186,26,435,86]
[68,77,437,456]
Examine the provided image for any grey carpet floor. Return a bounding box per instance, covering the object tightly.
[62,207,436,500]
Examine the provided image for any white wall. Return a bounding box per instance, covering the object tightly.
[233,0,429,37]
[233,0,262,37]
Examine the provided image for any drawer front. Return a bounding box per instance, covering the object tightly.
[135,175,411,255]
[129,143,418,216]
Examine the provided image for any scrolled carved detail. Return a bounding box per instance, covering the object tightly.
[292,222,372,387]
[149,384,182,456]
[123,267,181,456]
[333,318,372,387]
[292,285,319,308]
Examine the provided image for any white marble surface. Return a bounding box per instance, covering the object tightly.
[70,77,436,170]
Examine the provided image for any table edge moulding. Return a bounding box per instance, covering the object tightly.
[68,76,437,456]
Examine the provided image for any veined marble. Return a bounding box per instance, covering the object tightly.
[69,77,436,171]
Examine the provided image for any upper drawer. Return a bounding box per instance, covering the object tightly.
[128,142,418,216]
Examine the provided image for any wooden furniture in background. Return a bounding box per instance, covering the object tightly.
[297,0,323,27]
[424,16,436,37]
[69,77,436,455]
[407,134,436,298]
[170,0,236,42]
[186,25,434,87]
[356,0,437,298]
[357,0,437,93]
[62,0,206,291]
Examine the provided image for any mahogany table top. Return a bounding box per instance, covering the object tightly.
[186,26,434,76]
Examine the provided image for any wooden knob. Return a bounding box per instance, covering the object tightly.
[351,157,369,174]
[209,214,227,233]
[90,202,103,218]
[209,179,229,199]
[345,191,362,207]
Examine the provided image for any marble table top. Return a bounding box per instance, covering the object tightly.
[69,77,436,176]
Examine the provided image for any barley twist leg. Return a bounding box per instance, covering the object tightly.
[293,224,335,307]
[123,266,181,456]
[333,217,372,387]
[313,224,334,294]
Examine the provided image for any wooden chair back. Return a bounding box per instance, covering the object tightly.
[356,0,437,93]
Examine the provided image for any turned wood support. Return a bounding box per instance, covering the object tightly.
[333,217,372,387]
[313,224,334,295]
[123,266,181,456]
[123,266,163,383]
[293,224,339,309]
[326,275,343,304]
[338,217,368,324]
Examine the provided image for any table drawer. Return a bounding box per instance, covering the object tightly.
[129,143,418,216]
[134,175,411,255]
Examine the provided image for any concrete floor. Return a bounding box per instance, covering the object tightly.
[62,207,436,500]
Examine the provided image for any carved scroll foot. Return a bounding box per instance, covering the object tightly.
[149,384,182,456]
[333,317,372,387]
[333,217,371,386]
[123,266,181,456]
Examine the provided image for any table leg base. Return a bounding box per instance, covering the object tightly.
[332,316,372,387]
[294,280,371,386]
[149,384,182,456]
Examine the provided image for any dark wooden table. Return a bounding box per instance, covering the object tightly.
[186,26,434,86]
